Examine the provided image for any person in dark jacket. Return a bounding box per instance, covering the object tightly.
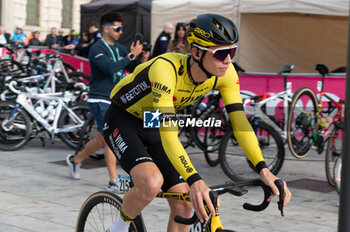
[45,27,60,48]
[151,22,174,58]
[28,30,42,46]
[66,10,148,192]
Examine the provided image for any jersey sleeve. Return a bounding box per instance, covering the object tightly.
[218,64,267,172]
[148,58,202,186]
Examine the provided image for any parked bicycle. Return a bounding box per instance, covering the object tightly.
[0,79,89,151]
[76,179,285,232]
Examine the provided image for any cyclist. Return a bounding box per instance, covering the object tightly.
[103,13,292,232]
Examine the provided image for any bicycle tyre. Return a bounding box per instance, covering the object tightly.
[334,156,342,194]
[63,62,76,73]
[0,101,32,151]
[287,87,318,158]
[76,191,145,232]
[69,71,90,83]
[58,103,90,149]
[190,91,225,153]
[325,127,342,187]
[219,121,285,181]
[75,113,96,153]
[0,59,25,74]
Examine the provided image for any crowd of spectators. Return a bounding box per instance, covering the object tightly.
[0,24,102,58]
[1,20,192,59]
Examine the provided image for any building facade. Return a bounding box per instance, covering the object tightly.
[0,0,91,40]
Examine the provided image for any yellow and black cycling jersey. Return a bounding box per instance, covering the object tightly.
[110,53,266,185]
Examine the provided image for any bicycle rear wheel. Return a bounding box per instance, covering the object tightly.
[0,101,32,151]
[287,87,318,158]
[325,127,342,187]
[76,191,145,232]
[219,121,284,181]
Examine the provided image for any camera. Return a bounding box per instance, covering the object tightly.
[134,33,152,52]
[142,43,152,52]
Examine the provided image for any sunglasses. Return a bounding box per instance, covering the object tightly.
[102,25,123,33]
[193,44,238,61]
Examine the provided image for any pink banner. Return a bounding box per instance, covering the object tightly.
[239,74,346,100]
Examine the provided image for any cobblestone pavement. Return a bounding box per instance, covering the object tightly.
[0,139,339,231]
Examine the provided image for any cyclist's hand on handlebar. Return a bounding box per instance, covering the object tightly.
[259,168,292,206]
[189,180,217,223]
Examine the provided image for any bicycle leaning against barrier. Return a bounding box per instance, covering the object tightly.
[286,64,344,187]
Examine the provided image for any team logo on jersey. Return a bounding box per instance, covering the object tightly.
[151,81,171,94]
[143,109,161,128]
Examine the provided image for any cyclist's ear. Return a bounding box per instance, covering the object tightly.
[192,47,201,60]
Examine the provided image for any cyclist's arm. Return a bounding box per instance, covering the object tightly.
[218,65,267,172]
[148,59,202,186]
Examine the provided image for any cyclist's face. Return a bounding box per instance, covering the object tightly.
[203,45,235,77]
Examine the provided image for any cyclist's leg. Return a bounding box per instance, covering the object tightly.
[103,104,164,218]
[146,140,192,231]
[166,183,192,232]
[104,144,117,181]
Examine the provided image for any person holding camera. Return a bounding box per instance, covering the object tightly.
[66,11,148,192]
[167,22,190,54]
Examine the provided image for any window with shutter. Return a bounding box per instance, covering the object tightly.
[62,0,73,28]
[26,0,40,26]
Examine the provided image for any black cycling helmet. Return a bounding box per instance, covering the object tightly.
[187,14,239,47]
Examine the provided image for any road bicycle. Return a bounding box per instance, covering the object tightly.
[286,64,344,160]
[76,179,285,232]
[0,79,89,151]
[243,64,294,143]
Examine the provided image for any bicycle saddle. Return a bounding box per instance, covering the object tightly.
[316,64,329,76]
[278,64,294,75]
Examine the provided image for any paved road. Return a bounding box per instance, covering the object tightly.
[0,139,339,231]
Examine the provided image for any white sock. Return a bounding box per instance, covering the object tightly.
[110,213,131,232]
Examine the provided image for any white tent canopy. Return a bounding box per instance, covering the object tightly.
[151,0,349,72]
[151,0,239,46]
[240,0,349,16]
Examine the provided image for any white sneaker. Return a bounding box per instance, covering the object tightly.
[107,178,129,194]
[66,154,81,180]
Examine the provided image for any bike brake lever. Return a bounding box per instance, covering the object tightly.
[274,179,285,217]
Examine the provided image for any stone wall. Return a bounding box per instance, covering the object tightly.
[0,0,91,40]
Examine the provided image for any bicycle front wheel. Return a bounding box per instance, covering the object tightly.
[325,127,342,187]
[219,121,284,181]
[76,191,145,232]
[0,101,32,151]
[287,87,318,158]
[58,103,90,149]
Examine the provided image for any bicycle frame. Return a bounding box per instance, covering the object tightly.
[303,79,344,147]
[244,87,292,141]
[6,91,84,141]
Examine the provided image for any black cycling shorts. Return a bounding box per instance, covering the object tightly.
[103,103,185,192]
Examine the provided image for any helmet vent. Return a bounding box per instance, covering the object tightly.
[212,32,222,41]
[212,18,222,30]
[223,29,231,40]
